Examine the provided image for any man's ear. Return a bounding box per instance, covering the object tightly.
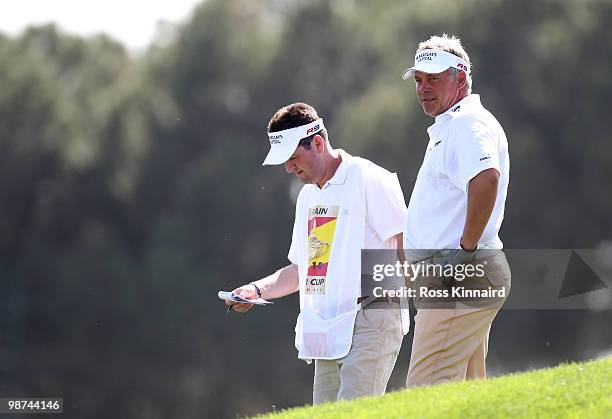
[312,134,325,152]
[457,71,468,90]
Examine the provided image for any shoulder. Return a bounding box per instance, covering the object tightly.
[347,155,394,179]
[451,100,503,134]
[449,107,504,145]
[348,157,402,199]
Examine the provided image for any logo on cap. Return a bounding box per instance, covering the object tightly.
[269,134,283,144]
[416,52,437,63]
[306,124,320,135]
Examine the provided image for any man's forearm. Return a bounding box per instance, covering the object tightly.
[461,168,499,249]
[252,264,300,299]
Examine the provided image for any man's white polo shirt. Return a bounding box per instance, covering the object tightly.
[287,150,409,359]
[404,94,510,251]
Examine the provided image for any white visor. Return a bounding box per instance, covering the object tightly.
[262,119,324,165]
[402,49,470,80]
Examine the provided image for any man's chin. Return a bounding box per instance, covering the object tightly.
[421,102,437,117]
[421,103,432,116]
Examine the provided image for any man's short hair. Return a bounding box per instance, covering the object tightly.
[417,34,472,93]
[268,102,328,149]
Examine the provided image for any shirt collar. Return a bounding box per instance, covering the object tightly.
[321,149,351,189]
[434,94,481,123]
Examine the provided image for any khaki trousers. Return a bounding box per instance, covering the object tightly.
[406,251,511,387]
[313,303,404,404]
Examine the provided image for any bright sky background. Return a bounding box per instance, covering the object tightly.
[0,0,204,49]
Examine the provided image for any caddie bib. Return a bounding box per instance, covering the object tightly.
[293,157,366,360]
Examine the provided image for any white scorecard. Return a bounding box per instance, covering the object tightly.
[218,291,273,305]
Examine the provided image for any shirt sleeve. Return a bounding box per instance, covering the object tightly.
[363,165,408,242]
[445,116,500,194]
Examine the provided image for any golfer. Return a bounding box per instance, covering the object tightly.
[226,102,409,404]
[401,34,511,386]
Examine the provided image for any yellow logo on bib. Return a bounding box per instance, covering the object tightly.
[306,205,339,294]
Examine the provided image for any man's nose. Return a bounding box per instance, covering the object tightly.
[417,81,429,95]
[285,160,294,173]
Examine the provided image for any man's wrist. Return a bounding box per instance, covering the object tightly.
[459,239,477,253]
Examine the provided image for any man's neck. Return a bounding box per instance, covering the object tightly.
[316,149,342,189]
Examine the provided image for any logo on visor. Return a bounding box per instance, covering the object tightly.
[269,134,283,145]
[457,63,467,71]
[306,124,320,136]
[416,52,437,62]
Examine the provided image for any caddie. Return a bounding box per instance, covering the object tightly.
[226,102,410,404]
[401,34,511,386]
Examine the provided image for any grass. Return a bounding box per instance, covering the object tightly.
[259,357,612,419]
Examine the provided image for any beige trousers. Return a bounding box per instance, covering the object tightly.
[313,303,404,404]
[406,251,511,387]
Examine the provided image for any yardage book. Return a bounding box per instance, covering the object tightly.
[218,291,273,305]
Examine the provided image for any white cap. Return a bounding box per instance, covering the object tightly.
[262,119,324,165]
[402,49,470,80]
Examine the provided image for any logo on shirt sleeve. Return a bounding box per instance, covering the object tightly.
[306,205,339,294]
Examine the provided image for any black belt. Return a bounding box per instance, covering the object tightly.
[357,296,400,304]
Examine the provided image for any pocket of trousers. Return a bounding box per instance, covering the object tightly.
[357,308,388,333]
[481,253,511,288]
